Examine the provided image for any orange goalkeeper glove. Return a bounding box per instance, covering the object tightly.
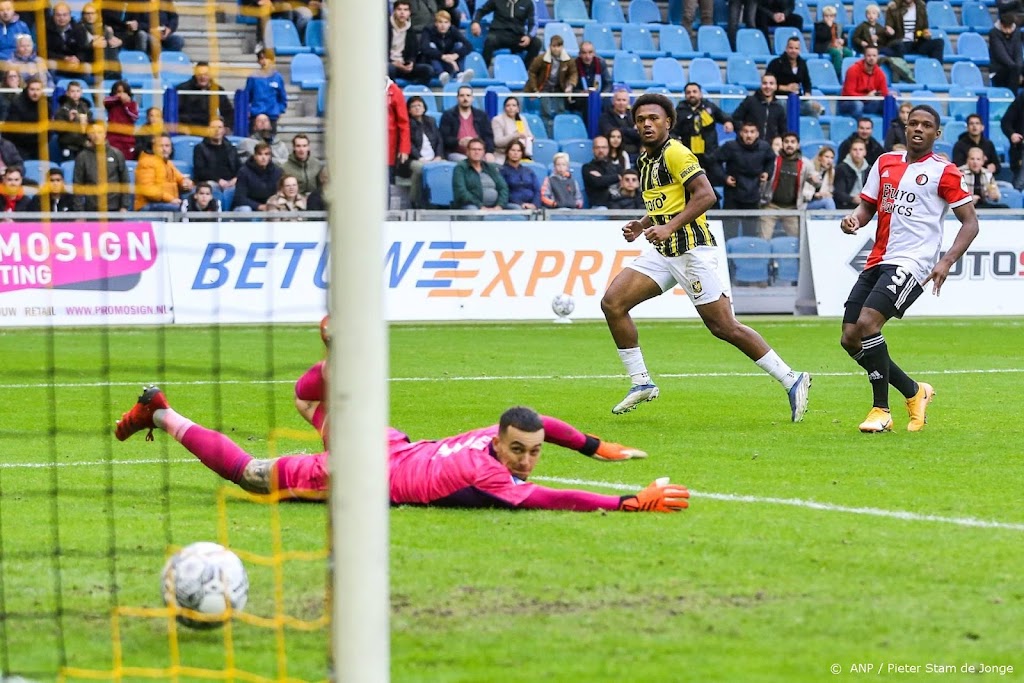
[618,478,690,512]
[587,435,648,461]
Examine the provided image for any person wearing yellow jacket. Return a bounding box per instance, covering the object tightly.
[134,133,193,211]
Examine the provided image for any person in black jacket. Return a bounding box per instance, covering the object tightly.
[175,63,235,134]
[440,85,494,160]
[731,74,788,146]
[1001,87,1024,187]
[306,168,327,211]
[834,139,870,209]
[419,10,473,84]
[388,0,433,85]
[4,77,48,161]
[28,168,76,213]
[766,36,823,116]
[951,115,1001,175]
[883,102,911,151]
[0,134,23,175]
[599,89,642,158]
[45,3,92,79]
[407,95,444,208]
[233,142,283,211]
[154,1,184,54]
[101,2,150,52]
[193,118,241,200]
[0,167,32,212]
[469,0,540,67]
[672,83,732,185]
[606,168,645,210]
[989,13,1024,90]
[756,0,803,42]
[714,121,775,237]
[836,118,884,167]
[581,136,620,208]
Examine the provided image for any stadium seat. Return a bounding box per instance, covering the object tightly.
[801,140,835,158]
[990,129,1010,159]
[950,62,986,89]
[611,51,655,88]
[317,83,325,115]
[553,113,588,140]
[942,119,967,142]
[305,19,325,54]
[60,160,75,181]
[955,32,989,65]
[807,58,841,94]
[532,138,559,166]
[987,87,1014,121]
[463,52,502,86]
[998,186,1022,208]
[236,0,259,24]
[927,1,964,32]
[799,116,823,140]
[172,135,203,162]
[628,0,662,24]
[172,158,193,177]
[910,89,946,115]
[688,57,723,91]
[829,117,856,143]
[697,25,733,59]
[125,160,137,189]
[583,23,618,58]
[522,112,546,136]
[23,160,57,186]
[715,84,746,115]
[423,162,456,208]
[961,2,992,31]
[659,25,700,59]
[622,24,661,58]
[793,0,813,27]
[770,236,800,284]
[484,84,512,99]
[522,160,546,195]
[652,57,687,90]
[554,0,592,26]
[914,58,950,91]
[773,27,805,54]
[559,138,590,161]
[403,83,437,111]
[266,19,311,55]
[644,86,676,99]
[947,85,976,120]
[736,28,772,63]
[91,106,106,121]
[727,55,761,90]
[533,0,552,27]
[841,55,860,80]
[158,51,192,88]
[592,0,628,27]
[290,53,325,90]
[118,51,153,87]
[853,0,884,24]
[933,140,954,157]
[440,81,462,110]
[492,54,529,89]
[135,77,162,114]
[817,1,850,25]
[726,237,772,285]
[543,22,579,56]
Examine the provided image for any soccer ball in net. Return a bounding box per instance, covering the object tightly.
[551,293,575,319]
[161,542,249,630]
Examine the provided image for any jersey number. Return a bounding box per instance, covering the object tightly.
[435,435,491,458]
[886,267,910,294]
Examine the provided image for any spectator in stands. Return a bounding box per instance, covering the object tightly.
[951,114,1000,175]
[989,12,1023,90]
[582,135,619,208]
[526,35,578,136]
[155,1,185,54]
[672,82,731,185]
[470,0,541,68]
[0,166,29,211]
[452,137,516,210]
[306,167,327,210]
[607,128,630,171]
[267,173,307,215]
[491,95,533,163]
[282,134,323,194]
[834,138,869,209]
[728,0,758,50]
[233,142,283,211]
[0,68,20,120]
[884,101,911,150]
[838,45,888,117]
[45,3,91,80]
[1002,90,1024,187]
[760,132,813,239]
[959,147,1007,208]
[837,117,883,166]
[420,10,473,86]
[28,167,75,213]
[388,0,433,85]
[766,36,821,116]
[406,95,444,209]
[541,152,582,209]
[438,0,464,27]
[715,120,775,237]
[409,0,438,32]
[0,2,31,62]
[182,181,221,216]
[683,0,714,42]
[8,35,53,88]
[53,81,92,162]
[802,145,836,209]
[5,77,48,161]
[176,62,235,134]
[607,168,644,210]
[239,112,289,165]
[0,131,23,174]
[79,4,123,80]
[134,107,164,157]
[103,80,139,160]
[440,85,495,161]
[599,89,641,158]
[852,3,883,53]
[193,117,241,205]
[814,5,853,78]
[244,49,288,133]
[756,0,803,41]
[499,139,539,209]
[731,74,787,146]
[73,123,131,212]
[387,76,410,184]
[134,133,194,211]
[572,41,610,124]
[880,0,943,61]
[102,1,150,52]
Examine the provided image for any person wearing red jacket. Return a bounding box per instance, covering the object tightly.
[387,76,411,183]
[838,45,888,118]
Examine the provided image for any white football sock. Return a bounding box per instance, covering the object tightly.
[617,347,652,386]
[755,350,798,390]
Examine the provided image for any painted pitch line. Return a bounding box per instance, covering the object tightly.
[535,476,1024,532]
[0,366,1022,390]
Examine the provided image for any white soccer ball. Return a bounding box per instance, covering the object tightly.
[551,293,575,318]
[161,541,249,630]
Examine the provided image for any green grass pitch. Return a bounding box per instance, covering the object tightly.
[0,317,1021,681]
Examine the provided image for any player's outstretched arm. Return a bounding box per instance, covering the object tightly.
[617,478,690,512]
[539,415,647,461]
[924,201,980,296]
[516,478,688,512]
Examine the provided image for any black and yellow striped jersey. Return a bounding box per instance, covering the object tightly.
[637,137,716,257]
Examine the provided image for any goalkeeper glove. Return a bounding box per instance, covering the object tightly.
[584,435,648,461]
[618,478,690,513]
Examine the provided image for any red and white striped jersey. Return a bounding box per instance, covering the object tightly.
[859,151,972,284]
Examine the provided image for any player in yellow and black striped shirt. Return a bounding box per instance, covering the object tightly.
[600,92,811,421]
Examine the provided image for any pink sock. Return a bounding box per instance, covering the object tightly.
[179,424,253,484]
[159,408,195,441]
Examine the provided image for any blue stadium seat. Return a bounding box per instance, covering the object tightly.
[829,116,856,142]
[544,22,580,56]
[961,2,992,31]
[955,32,989,65]
[611,51,655,87]
[987,87,1014,121]
[926,1,964,32]
[158,51,192,88]
[622,24,661,58]
[423,162,456,208]
[118,50,152,87]
[933,140,954,157]
[532,138,559,166]
[841,55,860,80]
[23,160,58,186]
[793,0,813,27]
[726,237,772,285]
[91,106,106,121]
[582,23,618,58]
[290,53,325,89]
[125,160,137,189]
[492,54,529,89]
[727,55,761,90]
[915,58,950,91]
[317,83,325,115]
[135,77,161,114]
[688,57,723,91]
[559,138,590,161]
[554,0,593,26]
[853,0,884,24]
[592,0,628,27]
[807,58,841,94]
[172,158,193,177]
[464,52,502,86]
[942,119,967,142]
[523,112,546,136]
[998,186,1022,208]
[553,113,588,140]
[736,28,772,63]
[697,25,733,58]
[533,0,552,27]
[659,25,700,58]
[910,89,946,115]
[714,84,746,114]
[236,0,258,24]
[770,236,800,284]
[950,61,985,89]
[172,135,203,162]
[652,57,687,90]
[801,140,835,158]
[629,0,662,24]
[990,129,1010,160]
[817,1,850,25]
[946,85,976,120]
[521,161,546,194]
[305,19,325,55]
[799,116,823,140]
[484,84,512,99]
[267,18,311,55]
[440,81,462,109]
[773,27,805,54]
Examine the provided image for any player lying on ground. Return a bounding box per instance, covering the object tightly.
[293,315,330,444]
[115,388,689,513]
[839,104,979,433]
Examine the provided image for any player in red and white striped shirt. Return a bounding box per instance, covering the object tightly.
[838,105,979,433]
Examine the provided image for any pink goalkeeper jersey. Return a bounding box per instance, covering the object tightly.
[860,151,972,284]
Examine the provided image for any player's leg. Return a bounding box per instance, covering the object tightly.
[840,268,892,431]
[680,247,811,421]
[600,259,668,414]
